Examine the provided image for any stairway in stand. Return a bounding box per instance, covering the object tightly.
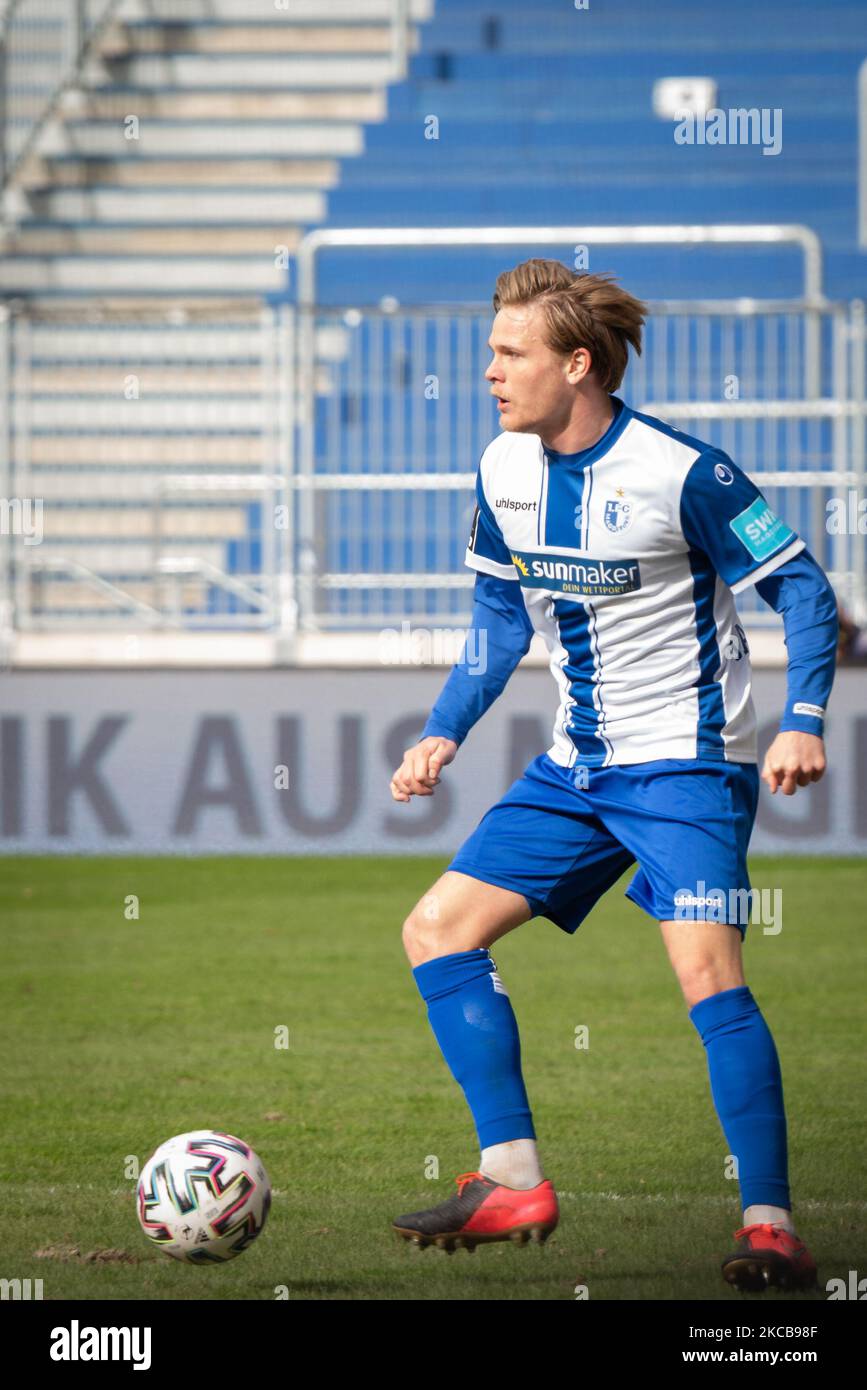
[0,0,431,300]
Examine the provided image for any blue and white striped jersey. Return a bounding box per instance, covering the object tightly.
[465,396,805,767]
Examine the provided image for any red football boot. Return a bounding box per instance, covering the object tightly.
[722,1221,818,1292]
[393,1170,559,1252]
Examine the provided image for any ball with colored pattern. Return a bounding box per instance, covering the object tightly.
[137,1130,271,1263]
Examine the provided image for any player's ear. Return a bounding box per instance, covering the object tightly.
[566,346,591,384]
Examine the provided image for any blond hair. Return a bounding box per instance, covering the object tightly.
[492,259,646,392]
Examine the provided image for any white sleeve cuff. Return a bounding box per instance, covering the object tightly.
[464,548,520,580]
[729,536,806,594]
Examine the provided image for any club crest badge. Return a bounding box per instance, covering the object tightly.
[604,498,633,533]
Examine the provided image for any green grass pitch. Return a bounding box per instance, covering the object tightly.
[1,854,864,1301]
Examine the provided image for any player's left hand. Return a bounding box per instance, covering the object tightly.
[761,731,826,796]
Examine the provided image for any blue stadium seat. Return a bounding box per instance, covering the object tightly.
[289,0,867,307]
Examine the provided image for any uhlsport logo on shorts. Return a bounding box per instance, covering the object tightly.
[510,548,641,597]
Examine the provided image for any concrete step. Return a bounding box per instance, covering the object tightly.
[2,0,425,307]
[30,435,267,465]
[43,120,365,159]
[22,317,267,359]
[100,22,397,56]
[39,507,249,538]
[2,224,302,255]
[24,186,326,221]
[23,539,226,568]
[26,365,265,392]
[16,397,269,427]
[58,87,386,121]
[25,579,216,612]
[83,53,397,87]
[22,157,339,189]
[119,0,432,19]
[30,471,261,503]
[0,256,287,294]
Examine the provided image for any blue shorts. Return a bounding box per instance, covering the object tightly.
[447,753,761,939]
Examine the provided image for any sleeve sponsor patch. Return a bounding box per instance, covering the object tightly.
[792,702,825,719]
[729,497,796,563]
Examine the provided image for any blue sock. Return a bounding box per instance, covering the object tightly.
[689,985,790,1210]
[412,948,536,1148]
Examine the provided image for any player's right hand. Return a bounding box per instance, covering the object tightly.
[390,736,458,802]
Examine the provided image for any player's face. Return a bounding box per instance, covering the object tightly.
[485,303,587,435]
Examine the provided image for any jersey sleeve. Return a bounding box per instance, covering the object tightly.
[465,459,519,581]
[680,448,805,593]
[755,549,838,737]
[420,571,534,747]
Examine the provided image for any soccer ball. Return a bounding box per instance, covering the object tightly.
[136,1130,271,1263]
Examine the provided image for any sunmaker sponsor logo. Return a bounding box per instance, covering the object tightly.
[510,549,641,597]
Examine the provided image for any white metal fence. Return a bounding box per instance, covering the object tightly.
[290,298,866,630]
[288,224,863,630]
[1,252,866,636]
[633,299,867,623]
[0,301,294,631]
[2,296,865,636]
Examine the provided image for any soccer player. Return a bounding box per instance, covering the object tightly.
[388,260,838,1292]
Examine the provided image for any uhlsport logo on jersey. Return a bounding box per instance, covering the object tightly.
[510,549,641,597]
[494,496,538,512]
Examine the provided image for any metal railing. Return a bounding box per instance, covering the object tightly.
[2,234,866,635]
[286,299,867,631]
[151,473,287,629]
[390,0,411,81]
[859,56,867,249]
[630,297,867,621]
[1,300,294,632]
[293,228,829,551]
[0,0,122,190]
[2,295,866,635]
[290,225,860,630]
